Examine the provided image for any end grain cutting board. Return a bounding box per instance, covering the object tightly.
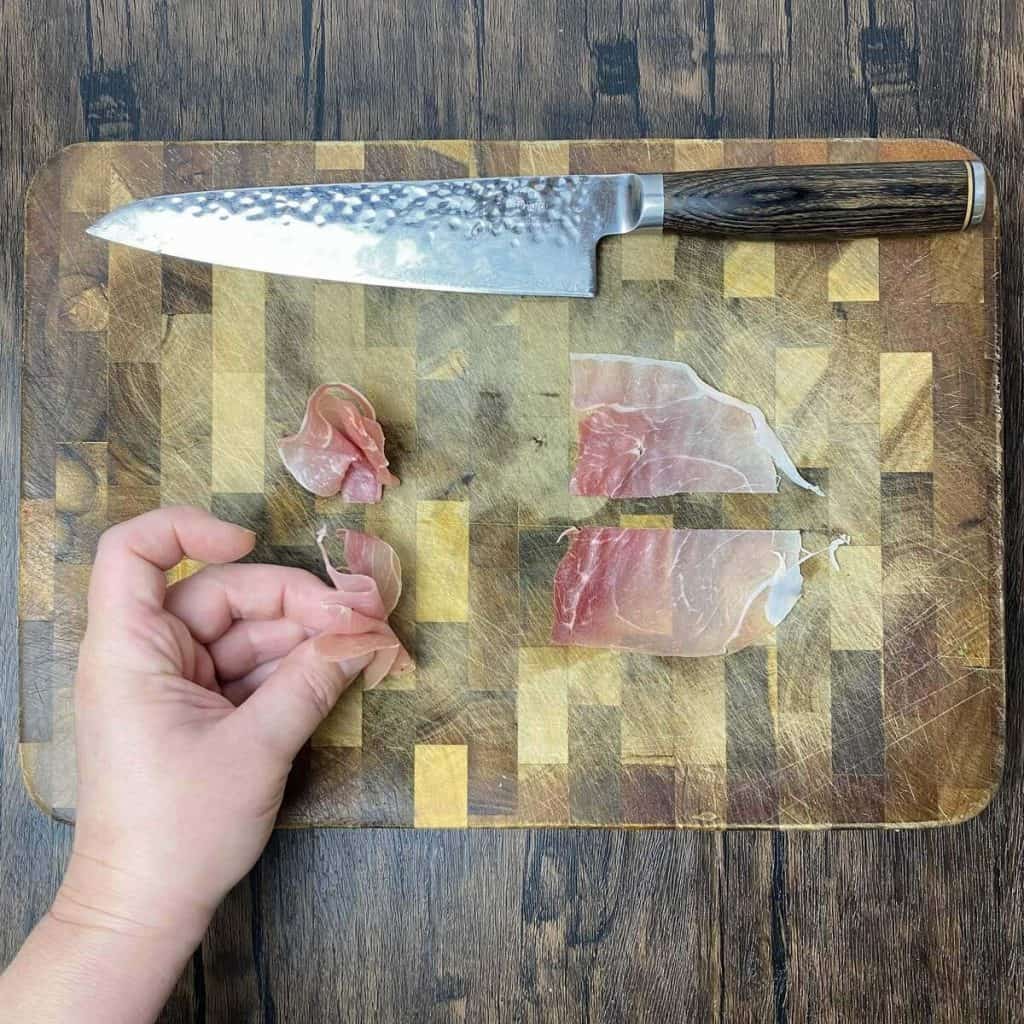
[19,138,1003,829]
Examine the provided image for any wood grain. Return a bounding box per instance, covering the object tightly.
[18,138,1001,832]
[1,2,1021,1022]
[663,160,976,238]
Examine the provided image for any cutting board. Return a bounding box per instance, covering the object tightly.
[19,138,1003,829]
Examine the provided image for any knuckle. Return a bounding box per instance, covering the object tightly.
[95,522,127,559]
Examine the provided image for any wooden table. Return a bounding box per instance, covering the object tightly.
[0,3,1020,1020]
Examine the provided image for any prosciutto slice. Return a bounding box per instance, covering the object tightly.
[551,527,841,657]
[313,527,414,688]
[279,383,400,502]
[570,354,822,498]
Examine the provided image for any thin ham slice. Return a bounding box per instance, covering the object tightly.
[551,526,836,657]
[313,527,413,688]
[279,383,400,502]
[570,354,822,498]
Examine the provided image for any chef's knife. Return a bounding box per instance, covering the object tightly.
[87,159,987,298]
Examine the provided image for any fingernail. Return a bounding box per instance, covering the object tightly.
[320,601,352,617]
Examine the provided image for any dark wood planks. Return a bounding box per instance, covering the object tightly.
[1,4,1022,1024]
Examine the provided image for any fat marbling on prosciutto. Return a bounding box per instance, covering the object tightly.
[551,527,842,657]
[570,354,822,498]
[313,526,413,688]
[279,383,399,502]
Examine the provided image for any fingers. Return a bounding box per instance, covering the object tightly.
[317,608,408,689]
[220,629,399,708]
[313,633,400,662]
[320,604,391,636]
[362,646,401,689]
[207,618,309,682]
[165,564,341,644]
[226,638,377,759]
[193,642,218,691]
[89,507,255,615]
[221,659,282,706]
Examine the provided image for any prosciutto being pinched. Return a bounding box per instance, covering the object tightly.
[313,527,414,688]
[552,527,832,657]
[570,354,822,498]
[279,383,399,502]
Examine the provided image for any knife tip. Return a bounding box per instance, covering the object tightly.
[85,211,136,247]
[85,214,113,241]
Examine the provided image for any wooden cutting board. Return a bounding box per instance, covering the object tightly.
[19,138,1003,829]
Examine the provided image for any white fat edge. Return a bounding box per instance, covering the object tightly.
[796,533,851,571]
[766,534,851,626]
[722,546,793,651]
[315,523,334,575]
[571,352,693,370]
[553,527,584,633]
[691,372,824,497]
[315,521,351,573]
[764,559,805,626]
[824,534,851,570]
[570,353,824,497]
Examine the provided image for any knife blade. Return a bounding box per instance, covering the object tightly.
[87,159,987,298]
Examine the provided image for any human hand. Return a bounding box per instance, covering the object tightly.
[57,506,367,946]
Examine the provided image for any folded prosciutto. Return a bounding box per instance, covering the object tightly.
[570,354,822,498]
[279,383,399,502]
[313,527,414,688]
[552,527,826,657]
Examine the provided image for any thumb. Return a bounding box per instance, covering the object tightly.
[226,637,358,761]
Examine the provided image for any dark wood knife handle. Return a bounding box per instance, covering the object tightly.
[661,160,985,239]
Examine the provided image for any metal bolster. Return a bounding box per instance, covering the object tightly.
[968,159,987,229]
[636,173,665,229]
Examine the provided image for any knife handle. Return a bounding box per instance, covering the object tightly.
[660,160,987,239]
